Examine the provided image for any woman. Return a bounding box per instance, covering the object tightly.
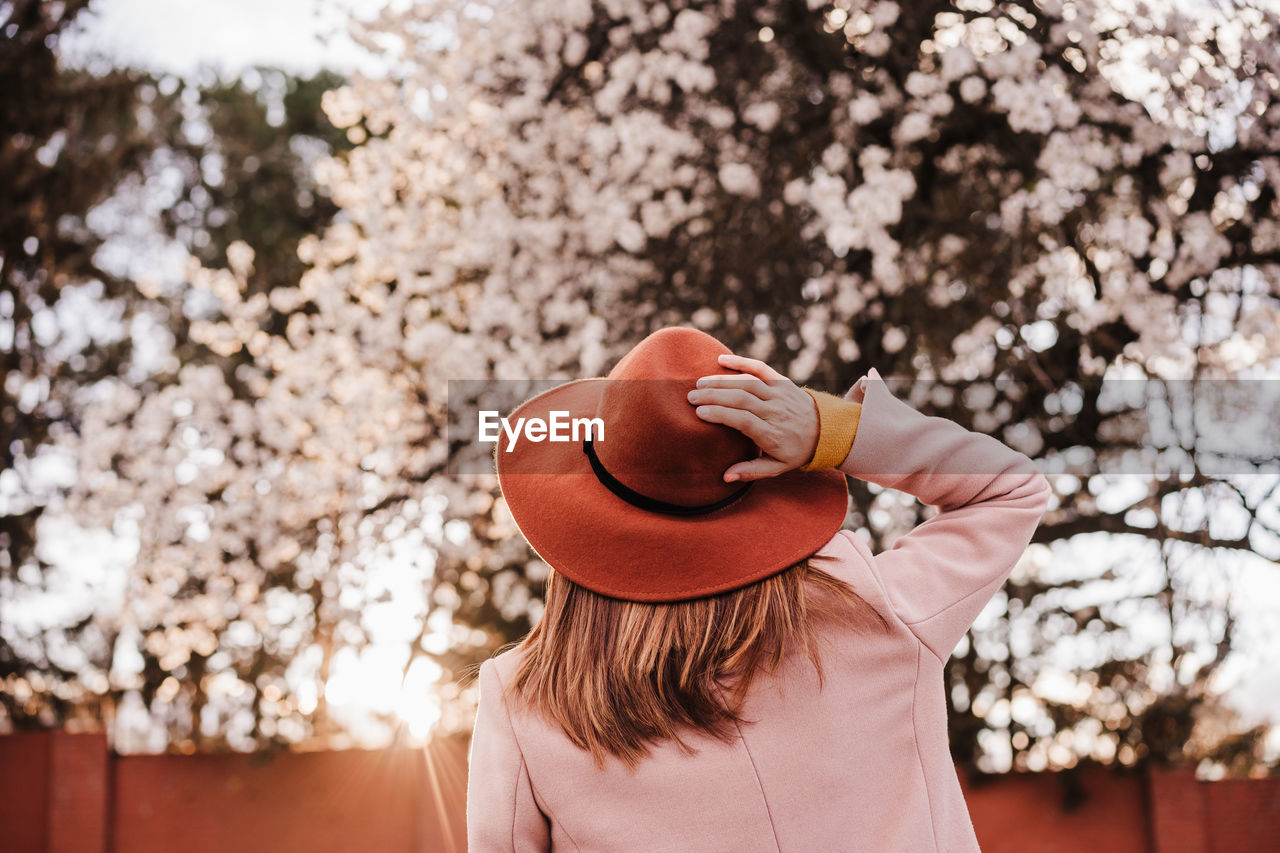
[467,327,1052,851]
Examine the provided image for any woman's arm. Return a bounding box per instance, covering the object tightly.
[691,356,1052,660]
[467,659,551,852]
[834,368,1051,659]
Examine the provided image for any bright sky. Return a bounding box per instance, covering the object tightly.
[40,0,1280,764]
[58,0,398,80]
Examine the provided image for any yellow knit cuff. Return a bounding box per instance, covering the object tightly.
[800,388,862,471]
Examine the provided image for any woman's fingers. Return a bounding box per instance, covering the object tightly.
[694,372,776,398]
[686,387,771,415]
[691,404,770,445]
[691,353,819,482]
[715,353,786,382]
[722,455,791,483]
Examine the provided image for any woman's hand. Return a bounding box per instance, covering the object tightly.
[687,353,819,483]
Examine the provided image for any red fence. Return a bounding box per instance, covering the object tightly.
[2,731,1277,852]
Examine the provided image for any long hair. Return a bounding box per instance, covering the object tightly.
[508,553,887,770]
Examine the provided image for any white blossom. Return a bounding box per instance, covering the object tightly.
[959,75,987,103]
[848,92,883,124]
[718,162,762,197]
[895,112,933,144]
[870,1,901,28]
[862,30,891,57]
[905,71,944,99]
[940,45,978,82]
[743,100,782,132]
[49,0,1280,753]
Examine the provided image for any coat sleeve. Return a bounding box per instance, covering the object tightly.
[466,658,551,852]
[836,368,1052,661]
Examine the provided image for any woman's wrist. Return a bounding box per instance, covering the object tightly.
[799,389,861,471]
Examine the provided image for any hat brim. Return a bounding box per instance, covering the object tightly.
[494,377,851,602]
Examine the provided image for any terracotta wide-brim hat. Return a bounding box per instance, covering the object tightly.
[495,327,850,602]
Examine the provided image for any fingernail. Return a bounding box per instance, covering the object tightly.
[686,390,699,402]
[725,473,738,482]
[696,406,708,416]
[695,378,707,387]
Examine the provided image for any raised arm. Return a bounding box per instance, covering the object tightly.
[837,369,1052,660]
[691,358,1051,661]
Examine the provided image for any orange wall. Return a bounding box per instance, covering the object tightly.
[0,732,52,852]
[966,765,1150,852]
[1204,777,1280,853]
[113,743,465,853]
[2,731,1277,852]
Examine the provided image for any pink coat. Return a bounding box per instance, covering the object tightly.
[467,368,1053,851]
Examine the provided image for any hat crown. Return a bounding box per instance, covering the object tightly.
[593,328,758,507]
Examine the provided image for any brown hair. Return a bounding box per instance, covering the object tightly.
[508,554,887,770]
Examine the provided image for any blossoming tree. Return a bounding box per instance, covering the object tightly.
[18,0,1280,773]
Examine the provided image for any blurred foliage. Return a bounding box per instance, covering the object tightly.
[400,0,1280,777]
[0,0,1276,781]
[3,0,149,554]
[0,0,348,742]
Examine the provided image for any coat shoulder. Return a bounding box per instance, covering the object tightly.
[484,643,530,689]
